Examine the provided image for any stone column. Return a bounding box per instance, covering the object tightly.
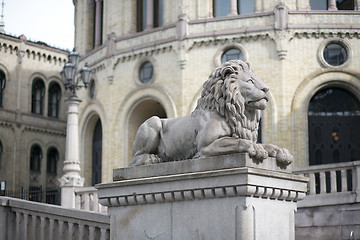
[94,0,103,47]
[145,0,154,30]
[60,97,84,208]
[254,0,262,13]
[328,0,337,10]
[228,0,238,16]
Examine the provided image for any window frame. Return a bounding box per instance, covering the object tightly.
[30,145,42,172]
[0,70,6,108]
[31,78,45,115]
[47,147,59,175]
[318,38,352,69]
[48,82,61,118]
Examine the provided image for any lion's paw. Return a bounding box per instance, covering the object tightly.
[253,144,268,160]
[144,154,163,165]
[275,148,293,165]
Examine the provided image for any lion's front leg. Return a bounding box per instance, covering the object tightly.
[262,144,293,165]
[200,137,257,157]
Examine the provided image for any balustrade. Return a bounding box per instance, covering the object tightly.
[75,187,107,213]
[294,161,360,207]
[0,197,110,240]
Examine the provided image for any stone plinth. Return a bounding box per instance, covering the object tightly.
[97,153,308,240]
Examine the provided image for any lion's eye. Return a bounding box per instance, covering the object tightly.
[247,79,254,84]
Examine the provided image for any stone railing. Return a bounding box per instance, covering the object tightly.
[0,196,110,240]
[293,161,360,207]
[75,187,107,213]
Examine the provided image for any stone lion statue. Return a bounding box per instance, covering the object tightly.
[130,60,293,166]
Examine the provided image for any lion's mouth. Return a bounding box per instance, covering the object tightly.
[248,96,268,104]
[247,97,268,110]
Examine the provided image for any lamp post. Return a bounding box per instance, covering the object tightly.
[59,49,92,208]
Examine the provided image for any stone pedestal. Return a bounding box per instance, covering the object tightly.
[97,153,308,240]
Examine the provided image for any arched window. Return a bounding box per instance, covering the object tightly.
[137,0,164,32]
[48,82,61,118]
[47,148,59,175]
[31,78,45,115]
[221,48,244,63]
[0,70,5,108]
[308,87,360,165]
[30,145,42,172]
[92,119,102,185]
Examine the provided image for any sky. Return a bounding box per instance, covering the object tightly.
[2,0,74,50]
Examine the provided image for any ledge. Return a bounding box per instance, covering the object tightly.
[113,153,291,181]
[98,154,307,207]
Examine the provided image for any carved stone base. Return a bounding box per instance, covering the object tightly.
[97,154,308,240]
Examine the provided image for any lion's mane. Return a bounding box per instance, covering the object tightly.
[195,60,261,142]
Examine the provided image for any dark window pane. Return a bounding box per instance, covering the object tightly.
[31,79,45,115]
[238,0,254,14]
[47,148,59,174]
[337,0,355,10]
[323,43,347,66]
[154,0,164,27]
[221,48,244,63]
[214,0,229,17]
[89,80,95,98]
[308,88,360,165]
[0,70,5,108]
[310,0,327,10]
[30,145,42,172]
[48,83,61,118]
[139,61,154,83]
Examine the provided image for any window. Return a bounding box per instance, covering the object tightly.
[89,80,95,99]
[48,83,61,118]
[213,0,230,17]
[92,120,102,185]
[237,0,254,14]
[337,0,355,10]
[93,0,103,47]
[0,70,5,108]
[30,145,42,172]
[47,148,59,175]
[137,0,164,32]
[0,141,2,164]
[139,61,154,83]
[310,0,327,10]
[221,48,244,63]
[308,87,360,165]
[323,43,347,66]
[31,78,45,115]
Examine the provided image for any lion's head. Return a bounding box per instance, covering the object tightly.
[195,60,269,142]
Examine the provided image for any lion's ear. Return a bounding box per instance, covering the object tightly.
[221,66,234,79]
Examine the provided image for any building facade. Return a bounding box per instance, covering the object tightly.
[74,0,360,185]
[0,33,68,203]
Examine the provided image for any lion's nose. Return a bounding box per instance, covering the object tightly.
[262,87,269,93]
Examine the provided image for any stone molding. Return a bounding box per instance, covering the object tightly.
[98,154,308,207]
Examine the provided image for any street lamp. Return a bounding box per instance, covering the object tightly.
[60,50,92,97]
[59,49,92,208]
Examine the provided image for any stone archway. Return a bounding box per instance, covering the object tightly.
[127,99,167,163]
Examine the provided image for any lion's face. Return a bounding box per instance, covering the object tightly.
[237,69,269,110]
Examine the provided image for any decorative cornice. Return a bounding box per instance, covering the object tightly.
[99,183,306,207]
[292,30,360,39]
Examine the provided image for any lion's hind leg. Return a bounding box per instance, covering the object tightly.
[130,116,163,166]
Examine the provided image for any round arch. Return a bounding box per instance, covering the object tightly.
[291,70,360,167]
[114,85,177,167]
[79,102,106,186]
